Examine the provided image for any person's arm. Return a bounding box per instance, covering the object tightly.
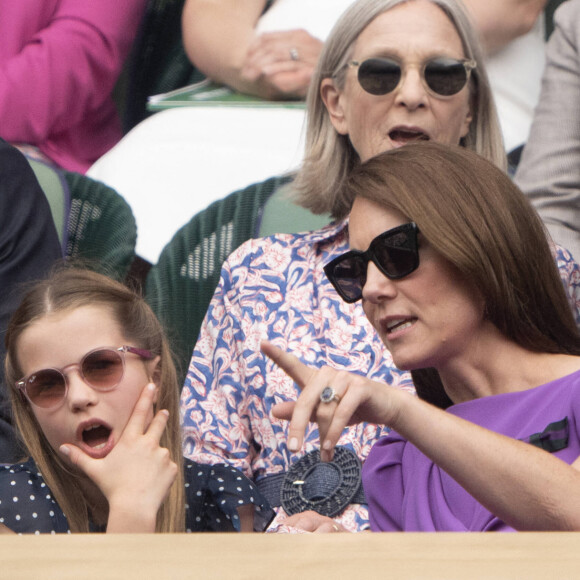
[237,505,256,532]
[181,0,266,93]
[240,29,323,99]
[383,393,580,531]
[0,0,146,143]
[262,341,580,531]
[514,0,580,262]
[181,0,321,99]
[461,0,547,54]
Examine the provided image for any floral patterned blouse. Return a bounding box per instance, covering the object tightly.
[181,220,580,532]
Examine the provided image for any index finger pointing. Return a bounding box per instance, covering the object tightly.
[260,340,314,390]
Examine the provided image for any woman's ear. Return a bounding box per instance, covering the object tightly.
[320,78,349,135]
[461,91,475,139]
[460,106,473,139]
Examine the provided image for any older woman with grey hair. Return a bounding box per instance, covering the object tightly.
[293,0,506,219]
[181,0,580,534]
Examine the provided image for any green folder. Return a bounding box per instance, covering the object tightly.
[147,79,306,111]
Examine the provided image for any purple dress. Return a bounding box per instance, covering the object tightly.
[182,217,580,531]
[362,370,580,531]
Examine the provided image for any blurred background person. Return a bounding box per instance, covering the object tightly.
[515,0,580,262]
[0,0,146,173]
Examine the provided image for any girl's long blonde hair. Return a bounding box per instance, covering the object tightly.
[4,267,185,532]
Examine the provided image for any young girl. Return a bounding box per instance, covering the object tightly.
[1,268,273,534]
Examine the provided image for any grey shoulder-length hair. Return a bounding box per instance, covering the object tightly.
[292,0,506,220]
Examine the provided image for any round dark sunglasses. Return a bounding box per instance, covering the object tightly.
[348,57,476,97]
[16,346,154,409]
[324,223,420,303]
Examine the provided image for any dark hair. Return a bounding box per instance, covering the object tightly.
[344,141,580,406]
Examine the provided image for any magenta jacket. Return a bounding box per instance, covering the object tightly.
[0,0,146,173]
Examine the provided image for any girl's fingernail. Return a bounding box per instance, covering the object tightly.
[288,437,299,451]
[323,440,332,451]
[59,445,70,457]
[148,383,156,392]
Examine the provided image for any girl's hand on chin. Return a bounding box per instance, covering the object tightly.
[60,382,178,532]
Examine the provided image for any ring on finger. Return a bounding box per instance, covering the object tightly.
[289,48,299,61]
[320,386,340,404]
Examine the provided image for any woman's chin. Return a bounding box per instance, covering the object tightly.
[389,351,426,372]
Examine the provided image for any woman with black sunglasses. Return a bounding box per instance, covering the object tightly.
[0,267,273,534]
[182,0,580,534]
[263,141,580,532]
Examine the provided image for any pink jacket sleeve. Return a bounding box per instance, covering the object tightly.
[0,0,146,144]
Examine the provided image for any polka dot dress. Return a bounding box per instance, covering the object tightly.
[184,461,273,532]
[0,461,69,534]
[0,459,273,534]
